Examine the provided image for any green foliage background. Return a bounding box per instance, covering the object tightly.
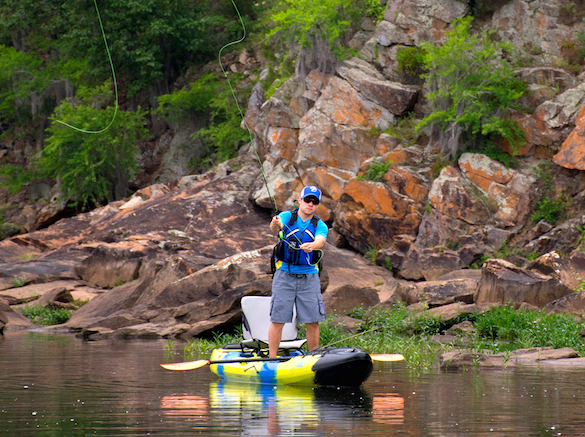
[41,82,148,208]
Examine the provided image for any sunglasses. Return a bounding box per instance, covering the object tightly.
[303,196,319,205]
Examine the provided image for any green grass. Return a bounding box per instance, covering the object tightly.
[19,299,88,326]
[183,304,585,373]
[20,305,71,326]
[183,327,244,357]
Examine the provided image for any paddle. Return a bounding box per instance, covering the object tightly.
[370,353,405,362]
[161,353,405,371]
[161,356,292,371]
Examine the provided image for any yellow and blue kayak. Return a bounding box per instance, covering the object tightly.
[209,347,373,387]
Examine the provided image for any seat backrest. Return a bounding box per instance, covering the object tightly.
[241,296,297,341]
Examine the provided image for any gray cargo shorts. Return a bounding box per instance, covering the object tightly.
[270,269,325,324]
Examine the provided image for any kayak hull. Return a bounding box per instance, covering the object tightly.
[209,347,373,387]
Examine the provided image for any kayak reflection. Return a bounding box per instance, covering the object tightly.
[161,382,405,435]
[209,381,394,436]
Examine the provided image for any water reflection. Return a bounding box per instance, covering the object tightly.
[161,381,405,436]
[371,393,404,425]
[4,330,585,436]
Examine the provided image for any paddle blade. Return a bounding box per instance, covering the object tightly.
[161,359,211,371]
[370,354,405,362]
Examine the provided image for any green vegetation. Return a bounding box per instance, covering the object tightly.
[396,46,427,84]
[265,0,383,65]
[20,305,71,326]
[530,196,565,225]
[12,274,26,288]
[0,0,265,210]
[475,141,518,168]
[357,159,391,182]
[0,209,20,239]
[41,82,148,209]
[364,244,379,264]
[182,304,585,372]
[530,162,566,225]
[184,327,244,356]
[416,17,527,159]
[156,71,251,166]
[385,113,423,146]
[0,0,254,97]
[193,79,252,162]
[155,74,217,121]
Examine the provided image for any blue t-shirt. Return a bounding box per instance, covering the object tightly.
[277,210,328,274]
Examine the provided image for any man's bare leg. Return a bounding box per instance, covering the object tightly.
[305,322,319,351]
[268,322,284,358]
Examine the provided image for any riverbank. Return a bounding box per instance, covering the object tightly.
[161,304,585,372]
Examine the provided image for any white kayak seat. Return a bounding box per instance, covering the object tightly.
[241,295,307,351]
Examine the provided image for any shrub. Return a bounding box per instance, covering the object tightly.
[193,79,252,162]
[265,0,379,72]
[530,195,564,224]
[155,74,216,121]
[357,159,391,182]
[20,305,71,326]
[416,17,527,159]
[41,81,148,209]
[396,46,427,84]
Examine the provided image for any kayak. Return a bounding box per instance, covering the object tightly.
[209,347,373,387]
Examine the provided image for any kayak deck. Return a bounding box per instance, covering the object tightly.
[209,347,373,387]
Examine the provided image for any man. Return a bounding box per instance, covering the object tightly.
[268,185,328,358]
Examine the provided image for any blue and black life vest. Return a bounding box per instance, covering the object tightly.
[271,210,323,274]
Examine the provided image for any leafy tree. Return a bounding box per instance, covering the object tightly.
[40,81,148,209]
[0,0,257,96]
[0,45,90,126]
[265,0,382,76]
[0,45,45,124]
[416,17,527,159]
[154,74,217,122]
[195,84,251,161]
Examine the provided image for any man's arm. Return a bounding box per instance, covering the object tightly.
[270,215,282,234]
[300,219,327,252]
[300,235,326,252]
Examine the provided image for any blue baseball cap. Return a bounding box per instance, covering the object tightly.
[300,185,322,201]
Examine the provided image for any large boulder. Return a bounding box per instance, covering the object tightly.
[392,278,477,307]
[296,76,394,172]
[0,298,35,329]
[75,245,145,289]
[475,259,574,307]
[334,179,423,253]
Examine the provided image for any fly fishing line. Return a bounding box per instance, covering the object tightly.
[54,0,119,134]
[221,0,278,214]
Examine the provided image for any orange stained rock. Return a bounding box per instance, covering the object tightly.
[320,78,383,128]
[459,153,514,193]
[553,105,585,170]
[386,167,429,203]
[382,148,411,165]
[344,179,399,217]
[312,167,352,202]
[267,127,298,161]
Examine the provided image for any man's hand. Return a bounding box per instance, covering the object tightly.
[270,216,282,233]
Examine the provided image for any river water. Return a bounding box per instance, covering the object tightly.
[1,330,584,436]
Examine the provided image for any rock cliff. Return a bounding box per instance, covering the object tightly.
[3,0,585,337]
